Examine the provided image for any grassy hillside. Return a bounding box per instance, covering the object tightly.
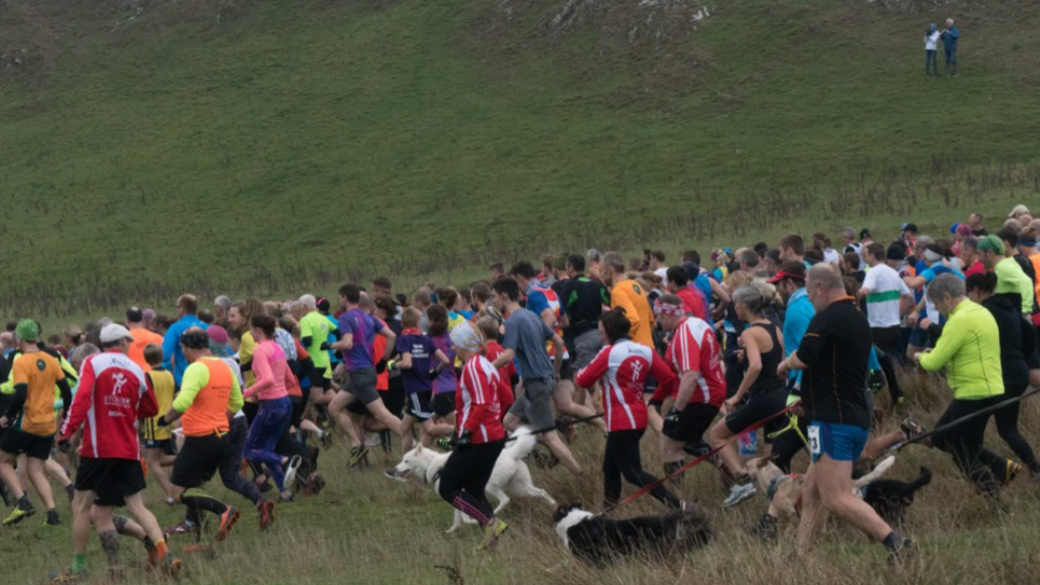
[2,0,1039,317]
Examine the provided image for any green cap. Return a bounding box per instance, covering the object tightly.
[15,319,39,343]
[977,235,1006,255]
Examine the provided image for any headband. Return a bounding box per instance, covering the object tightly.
[923,249,943,263]
[1019,238,1037,248]
[653,299,685,318]
[449,322,483,353]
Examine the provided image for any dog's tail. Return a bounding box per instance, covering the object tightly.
[908,466,932,492]
[852,455,896,489]
[504,426,538,459]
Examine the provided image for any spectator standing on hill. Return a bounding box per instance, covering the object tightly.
[925,23,941,78]
[941,18,960,77]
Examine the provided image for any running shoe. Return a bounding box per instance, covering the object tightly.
[259,500,275,530]
[479,519,509,551]
[436,437,454,451]
[283,455,303,488]
[383,468,407,483]
[722,483,757,507]
[1005,460,1025,486]
[2,503,35,526]
[302,472,327,496]
[900,417,927,443]
[320,431,334,450]
[164,520,197,539]
[48,569,87,584]
[347,445,370,468]
[745,512,778,541]
[887,537,916,568]
[44,509,61,526]
[215,506,240,541]
[364,433,382,447]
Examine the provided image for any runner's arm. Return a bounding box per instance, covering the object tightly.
[491,348,515,370]
[60,360,96,438]
[331,332,353,351]
[378,325,396,362]
[674,370,702,411]
[574,346,610,389]
[138,375,159,419]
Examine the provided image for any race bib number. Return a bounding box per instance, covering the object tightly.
[808,425,821,456]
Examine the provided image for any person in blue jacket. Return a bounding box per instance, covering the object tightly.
[941,18,960,77]
[161,294,209,386]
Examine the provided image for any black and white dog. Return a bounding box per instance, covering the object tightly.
[552,504,712,565]
[861,466,932,525]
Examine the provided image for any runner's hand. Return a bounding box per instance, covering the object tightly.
[456,429,472,447]
[0,416,7,429]
[375,359,388,374]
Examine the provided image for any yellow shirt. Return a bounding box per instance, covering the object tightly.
[12,351,66,436]
[142,368,176,442]
[239,330,257,387]
[610,279,655,348]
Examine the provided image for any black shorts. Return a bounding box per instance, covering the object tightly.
[405,391,434,422]
[0,428,54,460]
[307,369,331,392]
[75,458,147,507]
[663,403,719,444]
[432,392,455,418]
[171,433,229,489]
[725,391,788,442]
[383,379,405,418]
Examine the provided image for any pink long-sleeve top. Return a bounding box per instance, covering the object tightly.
[243,339,292,401]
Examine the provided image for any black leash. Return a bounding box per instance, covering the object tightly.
[504,413,604,442]
[892,387,1040,451]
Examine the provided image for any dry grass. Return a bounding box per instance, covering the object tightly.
[4,369,1040,584]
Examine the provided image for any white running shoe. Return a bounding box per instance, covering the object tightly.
[283,455,303,488]
[722,483,757,507]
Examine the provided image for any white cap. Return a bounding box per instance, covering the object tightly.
[100,324,134,344]
[1009,204,1030,218]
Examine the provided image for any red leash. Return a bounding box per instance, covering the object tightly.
[604,404,796,514]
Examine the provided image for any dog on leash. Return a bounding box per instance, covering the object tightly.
[746,455,897,534]
[860,466,931,525]
[392,427,556,532]
[552,503,712,566]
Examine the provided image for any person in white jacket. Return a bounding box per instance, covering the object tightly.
[925,23,941,78]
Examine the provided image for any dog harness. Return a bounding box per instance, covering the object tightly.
[766,473,802,502]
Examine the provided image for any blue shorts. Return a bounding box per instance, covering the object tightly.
[808,422,868,463]
[908,326,928,348]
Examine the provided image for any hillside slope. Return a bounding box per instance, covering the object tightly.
[1,0,1038,316]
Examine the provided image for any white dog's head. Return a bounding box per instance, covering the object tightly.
[394,443,445,484]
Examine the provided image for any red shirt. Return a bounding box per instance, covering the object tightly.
[484,342,515,415]
[653,317,726,407]
[676,287,708,321]
[60,351,158,460]
[964,261,986,279]
[576,339,675,432]
[455,355,506,444]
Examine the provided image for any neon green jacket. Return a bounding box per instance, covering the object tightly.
[918,299,1005,400]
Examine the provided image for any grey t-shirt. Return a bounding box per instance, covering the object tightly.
[503,308,556,382]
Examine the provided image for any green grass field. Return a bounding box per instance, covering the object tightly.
[4,374,1040,585]
[2,0,1039,319]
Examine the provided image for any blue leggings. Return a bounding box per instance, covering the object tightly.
[244,396,292,490]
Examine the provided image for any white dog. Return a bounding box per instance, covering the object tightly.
[392,427,556,532]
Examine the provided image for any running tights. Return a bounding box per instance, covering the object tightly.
[932,397,1008,495]
[438,440,504,527]
[221,416,263,506]
[604,429,680,509]
[244,396,292,490]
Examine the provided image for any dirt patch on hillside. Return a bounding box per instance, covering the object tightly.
[465,0,715,110]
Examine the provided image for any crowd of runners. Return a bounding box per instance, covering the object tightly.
[3,205,1040,581]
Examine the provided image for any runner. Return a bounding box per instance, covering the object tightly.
[53,324,178,583]
[600,252,655,348]
[436,323,508,550]
[140,344,178,503]
[915,274,1019,493]
[859,242,914,404]
[161,295,210,386]
[126,306,163,372]
[298,294,336,411]
[242,315,300,501]
[575,308,686,509]
[491,277,582,474]
[709,283,789,506]
[0,320,72,527]
[649,294,726,481]
[161,329,243,543]
[426,305,459,430]
[328,283,402,467]
[779,265,912,564]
